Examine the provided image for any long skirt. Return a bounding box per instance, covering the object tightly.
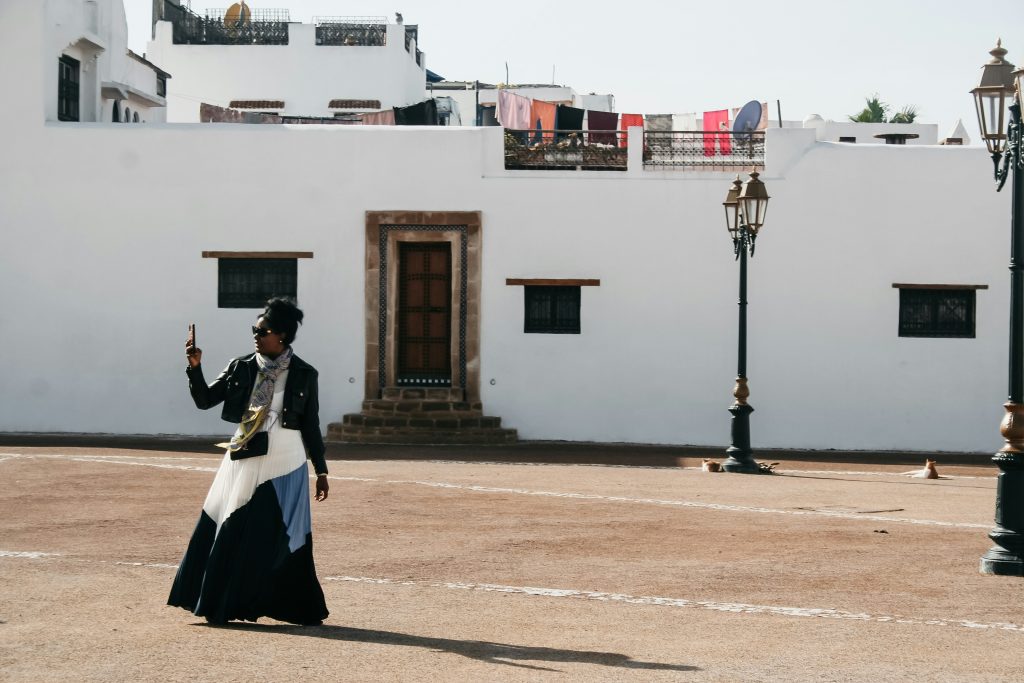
[167,426,329,624]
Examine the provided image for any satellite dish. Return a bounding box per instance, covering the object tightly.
[224,1,251,29]
[732,100,762,141]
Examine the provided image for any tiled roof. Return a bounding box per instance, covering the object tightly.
[229,100,284,109]
[328,99,381,109]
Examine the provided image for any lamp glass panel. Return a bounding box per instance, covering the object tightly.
[743,197,767,231]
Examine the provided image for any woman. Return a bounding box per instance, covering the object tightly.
[168,297,330,626]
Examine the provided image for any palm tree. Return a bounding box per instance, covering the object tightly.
[849,95,889,122]
[889,106,918,124]
[848,95,919,124]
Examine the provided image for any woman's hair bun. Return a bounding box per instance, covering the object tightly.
[262,297,303,344]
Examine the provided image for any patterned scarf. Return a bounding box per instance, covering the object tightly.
[218,347,293,453]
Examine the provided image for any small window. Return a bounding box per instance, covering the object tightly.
[898,288,976,338]
[218,258,297,308]
[58,55,80,121]
[133,111,139,123]
[112,100,120,122]
[839,136,856,143]
[156,75,167,98]
[124,106,131,122]
[524,285,581,334]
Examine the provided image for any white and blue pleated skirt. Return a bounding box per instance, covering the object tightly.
[168,423,328,625]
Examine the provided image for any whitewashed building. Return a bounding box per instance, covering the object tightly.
[1,0,1013,455]
[147,2,427,122]
[44,0,169,124]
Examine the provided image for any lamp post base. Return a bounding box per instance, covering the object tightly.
[723,399,760,473]
[980,403,1024,575]
[721,453,762,474]
[980,546,1024,576]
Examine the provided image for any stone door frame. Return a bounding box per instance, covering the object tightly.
[364,211,481,402]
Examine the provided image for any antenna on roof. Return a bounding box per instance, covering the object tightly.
[732,100,762,142]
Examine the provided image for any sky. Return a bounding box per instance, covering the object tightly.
[124,0,1024,139]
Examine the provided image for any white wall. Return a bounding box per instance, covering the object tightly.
[806,118,939,145]
[2,0,1011,453]
[148,21,427,122]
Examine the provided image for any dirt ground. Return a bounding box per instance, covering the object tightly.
[1,442,1023,682]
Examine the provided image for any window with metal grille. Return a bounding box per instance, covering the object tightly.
[898,288,976,338]
[58,56,80,122]
[524,286,581,334]
[218,258,297,308]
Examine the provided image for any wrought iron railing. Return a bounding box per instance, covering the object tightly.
[504,130,628,171]
[163,1,290,45]
[314,16,386,46]
[643,131,765,169]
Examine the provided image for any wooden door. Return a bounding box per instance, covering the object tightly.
[397,242,452,386]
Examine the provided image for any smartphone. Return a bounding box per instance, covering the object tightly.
[188,322,196,349]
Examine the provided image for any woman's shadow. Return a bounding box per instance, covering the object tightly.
[201,622,699,673]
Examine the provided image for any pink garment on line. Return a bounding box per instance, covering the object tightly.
[362,110,396,126]
[702,110,730,156]
[619,113,644,148]
[497,90,533,130]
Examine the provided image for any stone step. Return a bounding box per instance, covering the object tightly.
[336,413,503,429]
[381,387,465,401]
[360,400,484,417]
[326,424,518,445]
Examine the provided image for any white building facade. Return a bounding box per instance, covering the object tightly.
[1,0,1012,455]
[147,4,427,122]
[44,0,169,124]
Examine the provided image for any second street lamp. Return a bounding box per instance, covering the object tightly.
[721,170,770,474]
[972,40,1024,576]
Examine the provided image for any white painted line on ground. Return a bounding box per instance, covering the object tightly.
[0,550,62,558]
[385,479,992,530]
[114,561,180,569]
[321,575,1024,633]
[4,549,1018,635]
[423,459,994,480]
[4,453,991,529]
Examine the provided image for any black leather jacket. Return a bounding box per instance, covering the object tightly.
[185,353,328,475]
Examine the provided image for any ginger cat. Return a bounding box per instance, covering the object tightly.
[906,459,939,479]
[701,458,722,472]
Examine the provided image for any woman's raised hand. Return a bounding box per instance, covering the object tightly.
[186,322,202,368]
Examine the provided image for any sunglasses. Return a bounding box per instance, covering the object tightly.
[251,326,274,338]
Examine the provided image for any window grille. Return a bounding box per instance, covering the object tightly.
[524,286,581,334]
[218,258,297,308]
[898,288,976,338]
[58,56,80,122]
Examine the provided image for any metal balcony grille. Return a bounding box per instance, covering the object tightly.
[898,288,976,338]
[643,131,765,169]
[314,17,386,46]
[504,130,628,171]
[524,286,581,334]
[164,1,290,45]
[218,258,297,309]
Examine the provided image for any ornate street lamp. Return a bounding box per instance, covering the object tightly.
[972,41,1024,575]
[721,170,770,473]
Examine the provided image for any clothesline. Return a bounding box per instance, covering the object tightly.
[494,89,768,154]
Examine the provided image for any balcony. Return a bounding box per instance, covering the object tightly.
[643,131,765,170]
[314,17,387,46]
[165,1,290,45]
[504,130,628,171]
[503,129,765,172]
